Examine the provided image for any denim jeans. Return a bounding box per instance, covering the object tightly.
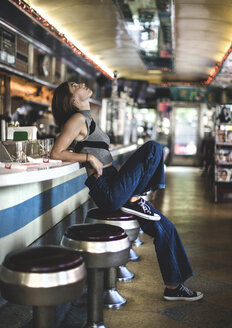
[85,140,193,285]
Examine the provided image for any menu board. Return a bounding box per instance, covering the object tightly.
[0,27,16,65]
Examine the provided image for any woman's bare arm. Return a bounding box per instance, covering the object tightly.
[51,113,87,162]
[51,113,103,176]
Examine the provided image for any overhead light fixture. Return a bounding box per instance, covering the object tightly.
[148,70,162,74]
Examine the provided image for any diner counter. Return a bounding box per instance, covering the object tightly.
[0,161,80,187]
[0,144,137,187]
[0,143,137,263]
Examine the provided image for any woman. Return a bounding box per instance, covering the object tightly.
[51,82,203,301]
[218,107,231,123]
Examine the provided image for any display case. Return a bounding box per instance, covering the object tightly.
[214,123,232,202]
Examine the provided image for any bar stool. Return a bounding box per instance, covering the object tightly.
[61,223,130,328]
[0,245,86,328]
[85,208,140,308]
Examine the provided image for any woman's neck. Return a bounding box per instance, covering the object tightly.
[77,100,90,110]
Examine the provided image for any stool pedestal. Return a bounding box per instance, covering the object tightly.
[117,265,134,281]
[133,236,144,247]
[85,208,140,307]
[61,223,130,328]
[87,268,105,328]
[104,267,126,308]
[33,306,55,328]
[129,247,140,261]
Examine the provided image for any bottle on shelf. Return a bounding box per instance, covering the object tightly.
[111,70,118,99]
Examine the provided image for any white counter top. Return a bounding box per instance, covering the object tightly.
[0,144,138,187]
[0,162,80,187]
[110,144,137,158]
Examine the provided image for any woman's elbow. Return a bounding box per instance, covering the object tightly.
[50,149,61,160]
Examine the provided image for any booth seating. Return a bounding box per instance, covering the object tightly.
[61,223,130,328]
[0,245,86,328]
[85,208,140,308]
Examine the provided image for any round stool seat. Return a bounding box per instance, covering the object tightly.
[0,245,86,306]
[65,222,127,242]
[61,223,130,268]
[87,208,135,220]
[3,245,83,273]
[86,208,140,242]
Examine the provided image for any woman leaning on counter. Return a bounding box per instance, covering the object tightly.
[50,82,203,302]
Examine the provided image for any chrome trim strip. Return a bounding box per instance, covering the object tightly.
[61,236,130,254]
[0,262,86,288]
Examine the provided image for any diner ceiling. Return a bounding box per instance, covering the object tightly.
[24,0,232,85]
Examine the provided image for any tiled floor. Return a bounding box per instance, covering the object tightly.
[1,166,232,328]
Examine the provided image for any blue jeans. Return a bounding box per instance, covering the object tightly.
[85,141,193,285]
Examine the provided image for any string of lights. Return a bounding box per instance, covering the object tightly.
[202,45,232,86]
[10,0,113,80]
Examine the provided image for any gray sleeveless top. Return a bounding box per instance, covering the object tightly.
[72,110,113,168]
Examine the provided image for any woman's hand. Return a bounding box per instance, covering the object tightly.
[88,154,103,178]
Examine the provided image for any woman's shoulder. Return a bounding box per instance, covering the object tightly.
[72,111,86,121]
[64,112,86,129]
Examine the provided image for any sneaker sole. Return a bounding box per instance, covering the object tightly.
[163,293,203,302]
[121,207,161,221]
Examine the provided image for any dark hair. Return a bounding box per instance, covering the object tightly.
[52,82,76,127]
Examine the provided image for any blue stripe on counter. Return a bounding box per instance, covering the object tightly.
[0,173,88,238]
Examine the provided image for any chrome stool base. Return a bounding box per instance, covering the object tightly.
[129,247,140,261]
[104,288,126,308]
[117,265,134,281]
[133,236,144,247]
[104,267,126,308]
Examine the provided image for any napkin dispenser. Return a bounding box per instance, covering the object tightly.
[7,126,37,140]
